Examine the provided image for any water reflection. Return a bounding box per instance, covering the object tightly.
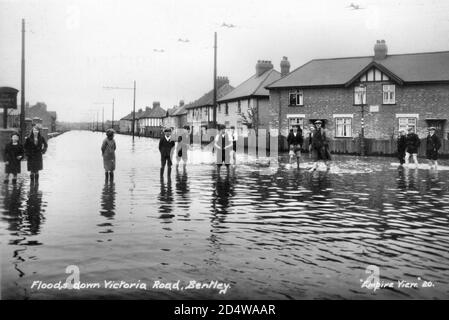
[158,175,174,220]
[24,183,45,236]
[175,165,189,212]
[211,166,236,216]
[99,182,116,234]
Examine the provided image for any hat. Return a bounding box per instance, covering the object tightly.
[163,128,172,133]
[314,120,322,124]
[428,127,436,131]
[106,128,115,136]
[398,128,406,133]
[10,131,20,137]
[407,127,413,131]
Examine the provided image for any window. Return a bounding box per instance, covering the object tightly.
[335,118,352,137]
[354,85,366,105]
[237,101,241,114]
[225,103,229,115]
[288,117,304,130]
[218,104,221,113]
[383,85,395,104]
[203,108,207,117]
[289,90,303,106]
[398,117,417,133]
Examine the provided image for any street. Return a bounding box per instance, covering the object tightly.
[0,130,448,299]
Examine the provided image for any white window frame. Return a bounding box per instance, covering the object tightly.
[354,85,366,105]
[289,90,303,106]
[334,117,352,138]
[383,84,396,104]
[287,114,305,130]
[398,117,417,133]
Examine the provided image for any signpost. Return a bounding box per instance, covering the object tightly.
[0,87,19,129]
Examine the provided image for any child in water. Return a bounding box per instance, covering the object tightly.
[4,132,25,184]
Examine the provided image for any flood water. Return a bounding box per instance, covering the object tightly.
[0,131,448,299]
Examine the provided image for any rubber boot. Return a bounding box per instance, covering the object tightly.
[35,173,39,184]
[160,167,165,177]
[167,166,172,177]
[105,172,109,182]
[12,178,17,185]
[30,173,35,183]
[109,171,114,182]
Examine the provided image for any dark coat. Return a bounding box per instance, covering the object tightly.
[24,133,48,172]
[405,133,421,154]
[4,142,24,174]
[397,135,407,153]
[311,128,331,161]
[159,136,175,157]
[426,134,442,160]
[287,131,303,147]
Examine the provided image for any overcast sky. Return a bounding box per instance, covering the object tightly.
[1,0,449,122]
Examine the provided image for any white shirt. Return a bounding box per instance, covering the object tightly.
[165,135,171,142]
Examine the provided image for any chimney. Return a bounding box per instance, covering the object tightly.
[280,56,290,77]
[138,108,143,113]
[255,60,274,77]
[179,100,185,107]
[216,76,229,88]
[374,40,388,60]
[153,101,160,108]
[145,106,151,111]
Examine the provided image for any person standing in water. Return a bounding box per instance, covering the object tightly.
[308,125,315,159]
[310,120,331,171]
[214,125,232,168]
[287,125,303,169]
[24,125,48,184]
[176,126,190,167]
[229,126,238,165]
[426,127,442,170]
[101,129,116,182]
[404,126,420,168]
[397,129,407,166]
[159,128,175,177]
[3,132,24,184]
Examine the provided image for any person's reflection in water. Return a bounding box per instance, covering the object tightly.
[211,165,235,218]
[404,167,419,190]
[308,170,332,196]
[99,181,116,234]
[158,175,174,221]
[175,165,190,214]
[2,181,26,233]
[25,182,45,236]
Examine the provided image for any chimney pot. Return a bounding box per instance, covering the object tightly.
[280,56,291,77]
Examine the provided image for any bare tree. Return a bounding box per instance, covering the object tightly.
[241,105,258,132]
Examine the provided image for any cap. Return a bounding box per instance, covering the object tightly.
[428,127,436,131]
[314,120,322,124]
[163,128,172,132]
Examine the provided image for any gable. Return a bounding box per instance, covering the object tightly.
[358,66,390,82]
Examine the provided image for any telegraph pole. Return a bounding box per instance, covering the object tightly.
[20,18,26,142]
[132,80,136,140]
[212,32,217,129]
[111,98,115,128]
[102,106,104,132]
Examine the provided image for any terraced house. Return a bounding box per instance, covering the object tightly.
[266,40,449,144]
[185,76,234,134]
[138,102,166,137]
[217,59,286,135]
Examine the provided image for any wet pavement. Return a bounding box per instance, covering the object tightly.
[0,131,448,299]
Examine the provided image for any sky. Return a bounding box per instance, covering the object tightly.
[1,0,449,122]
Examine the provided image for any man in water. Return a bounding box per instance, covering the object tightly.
[159,128,175,177]
[404,126,420,168]
[426,127,442,170]
[287,125,303,169]
[310,120,331,171]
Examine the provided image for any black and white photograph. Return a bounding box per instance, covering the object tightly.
[1,0,449,306]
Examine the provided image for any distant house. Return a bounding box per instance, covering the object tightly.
[185,76,234,134]
[138,102,166,138]
[266,40,449,142]
[119,112,134,133]
[24,102,57,132]
[163,100,188,129]
[217,59,285,135]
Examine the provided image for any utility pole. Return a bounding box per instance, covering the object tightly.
[102,106,104,132]
[212,32,217,129]
[111,98,115,128]
[96,110,99,131]
[20,18,26,142]
[132,80,136,140]
[359,83,366,156]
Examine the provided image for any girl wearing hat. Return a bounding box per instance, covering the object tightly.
[24,125,48,184]
[101,129,116,181]
[426,127,441,170]
[3,132,24,184]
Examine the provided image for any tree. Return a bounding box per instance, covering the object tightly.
[241,105,258,132]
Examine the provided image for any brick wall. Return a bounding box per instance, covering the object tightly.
[269,83,449,140]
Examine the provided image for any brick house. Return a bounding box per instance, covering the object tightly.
[217,59,285,135]
[185,77,234,135]
[119,111,133,133]
[266,41,449,147]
